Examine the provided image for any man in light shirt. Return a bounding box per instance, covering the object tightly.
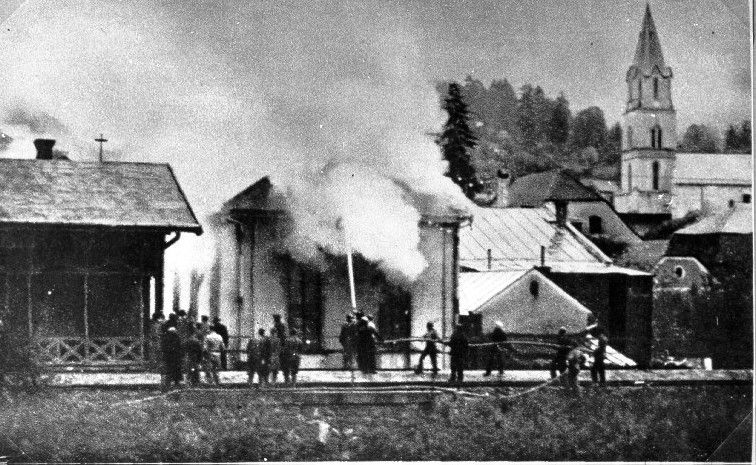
[203,328,226,385]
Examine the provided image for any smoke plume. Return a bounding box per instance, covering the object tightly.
[0,0,470,283]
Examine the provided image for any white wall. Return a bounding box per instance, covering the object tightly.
[671,184,752,217]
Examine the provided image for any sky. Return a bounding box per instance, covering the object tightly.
[0,0,750,290]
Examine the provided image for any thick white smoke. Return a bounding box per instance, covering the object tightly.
[0,0,470,284]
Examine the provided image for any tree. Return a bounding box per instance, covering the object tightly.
[570,106,607,150]
[439,82,481,198]
[548,93,571,145]
[738,120,751,153]
[488,79,519,137]
[679,124,720,153]
[725,124,739,152]
[517,85,539,150]
[603,122,623,165]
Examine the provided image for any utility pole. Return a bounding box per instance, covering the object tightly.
[95,134,108,162]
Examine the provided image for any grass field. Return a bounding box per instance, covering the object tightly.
[0,384,751,462]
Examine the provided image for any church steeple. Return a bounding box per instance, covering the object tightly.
[632,3,667,74]
[617,3,677,201]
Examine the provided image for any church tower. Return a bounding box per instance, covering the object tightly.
[615,4,676,223]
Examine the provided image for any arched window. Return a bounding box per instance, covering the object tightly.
[627,163,633,190]
[637,80,642,99]
[653,77,659,99]
[588,215,603,234]
[650,125,663,149]
[627,126,633,148]
[652,160,660,190]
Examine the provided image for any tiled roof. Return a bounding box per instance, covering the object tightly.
[458,270,528,314]
[459,207,610,271]
[0,158,201,233]
[508,170,601,207]
[676,204,753,235]
[674,153,752,186]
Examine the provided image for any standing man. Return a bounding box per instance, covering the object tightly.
[203,326,225,385]
[550,327,571,380]
[185,328,204,385]
[591,328,608,385]
[483,321,515,377]
[268,327,282,384]
[415,322,439,374]
[339,314,356,370]
[147,312,165,373]
[565,346,585,396]
[282,328,304,385]
[247,328,268,387]
[357,316,379,374]
[272,314,287,345]
[161,326,183,390]
[447,324,469,384]
[212,317,230,370]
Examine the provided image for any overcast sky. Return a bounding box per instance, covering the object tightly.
[0,0,750,217]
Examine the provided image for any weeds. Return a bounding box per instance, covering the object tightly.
[0,385,750,462]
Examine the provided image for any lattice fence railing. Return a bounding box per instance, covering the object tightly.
[36,337,144,365]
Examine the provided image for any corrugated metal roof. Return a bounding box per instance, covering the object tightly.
[508,169,601,207]
[0,158,202,233]
[458,270,528,314]
[676,204,753,235]
[459,207,610,270]
[674,153,752,186]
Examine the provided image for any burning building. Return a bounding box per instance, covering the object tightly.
[0,139,202,365]
[209,176,470,369]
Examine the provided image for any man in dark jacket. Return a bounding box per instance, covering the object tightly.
[447,324,469,383]
[212,317,230,369]
[247,328,267,387]
[339,314,356,370]
[161,326,183,390]
[550,327,571,380]
[272,314,287,345]
[282,328,304,385]
[591,327,608,385]
[483,321,515,376]
[415,321,439,374]
[356,317,379,374]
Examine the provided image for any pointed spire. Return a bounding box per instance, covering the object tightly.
[632,3,666,73]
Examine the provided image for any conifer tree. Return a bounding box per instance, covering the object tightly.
[548,93,571,145]
[439,82,481,198]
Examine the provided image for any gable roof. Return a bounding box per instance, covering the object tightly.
[459,206,611,271]
[0,158,202,233]
[223,176,472,223]
[673,153,752,186]
[508,170,602,207]
[675,204,753,235]
[458,270,529,315]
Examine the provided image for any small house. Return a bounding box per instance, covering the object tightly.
[209,177,469,369]
[0,139,202,365]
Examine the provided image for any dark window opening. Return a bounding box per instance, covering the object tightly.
[378,283,411,351]
[742,194,751,204]
[651,126,663,149]
[652,161,660,190]
[674,266,685,278]
[637,80,642,99]
[588,215,603,234]
[286,262,323,353]
[627,126,633,148]
[653,77,659,99]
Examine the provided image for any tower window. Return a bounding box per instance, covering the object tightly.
[637,80,642,99]
[627,163,633,190]
[653,77,659,99]
[627,126,633,148]
[652,161,660,190]
[650,125,663,149]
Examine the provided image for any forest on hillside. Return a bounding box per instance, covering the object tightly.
[435,76,752,194]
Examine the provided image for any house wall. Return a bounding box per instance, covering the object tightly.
[473,271,592,334]
[671,184,752,218]
[214,214,458,369]
[546,271,653,366]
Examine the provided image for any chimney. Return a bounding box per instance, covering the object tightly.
[555,200,568,226]
[33,139,56,160]
[492,169,511,207]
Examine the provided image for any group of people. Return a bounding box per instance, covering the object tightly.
[549,324,609,395]
[246,314,304,386]
[338,312,381,374]
[148,311,230,389]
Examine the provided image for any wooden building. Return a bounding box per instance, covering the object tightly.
[0,140,201,365]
